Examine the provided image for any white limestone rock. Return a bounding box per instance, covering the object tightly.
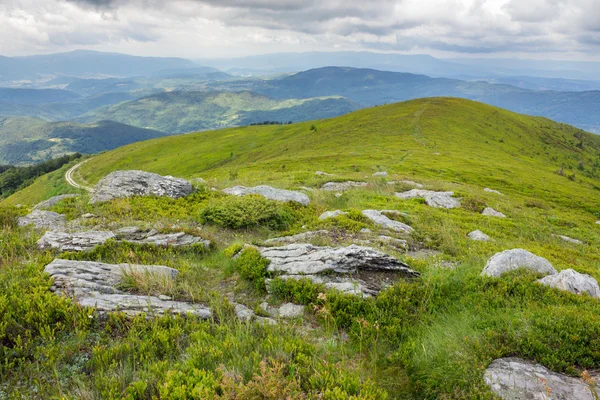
[538,269,600,298]
[318,210,347,220]
[467,230,491,242]
[482,249,557,277]
[362,210,413,233]
[223,185,310,205]
[484,188,504,196]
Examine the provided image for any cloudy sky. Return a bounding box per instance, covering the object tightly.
[0,0,598,60]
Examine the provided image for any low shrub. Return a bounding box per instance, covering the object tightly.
[233,248,270,292]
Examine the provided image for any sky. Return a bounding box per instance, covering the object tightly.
[0,0,598,60]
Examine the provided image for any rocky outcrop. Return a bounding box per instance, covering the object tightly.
[261,243,418,297]
[34,194,79,210]
[319,210,347,220]
[538,269,600,298]
[395,189,461,209]
[263,230,329,245]
[18,210,65,230]
[482,207,506,218]
[39,231,116,252]
[484,357,598,399]
[484,188,504,196]
[223,185,310,205]
[322,181,367,192]
[45,259,210,318]
[468,230,491,242]
[90,170,193,204]
[362,210,413,233]
[482,249,557,277]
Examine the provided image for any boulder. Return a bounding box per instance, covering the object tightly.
[34,194,79,210]
[395,189,461,209]
[482,207,506,218]
[44,259,210,318]
[90,170,193,204]
[538,269,600,298]
[467,230,491,242]
[373,171,388,177]
[261,243,418,297]
[322,181,367,192]
[362,210,413,233]
[263,230,329,245]
[484,188,504,196]
[222,185,310,206]
[319,210,347,220]
[482,249,557,277]
[39,231,116,252]
[17,210,65,230]
[484,357,598,399]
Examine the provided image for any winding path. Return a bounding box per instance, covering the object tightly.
[65,159,94,192]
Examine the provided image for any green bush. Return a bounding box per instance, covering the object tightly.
[233,248,270,292]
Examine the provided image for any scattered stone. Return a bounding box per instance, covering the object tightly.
[377,236,408,249]
[81,213,97,219]
[278,303,305,318]
[299,186,314,192]
[360,228,372,234]
[322,181,367,192]
[44,259,210,318]
[373,171,388,177]
[34,194,79,210]
[484,188,504,196]
[467,230,491,242]
[318,210,347,220]
[315,171,332,176]
[482,207,506,218]
[398,180,424,188]
[261,243,418,297]
[395,189,461,209]
[223,185,310,206]
[234,303,255,321]
[362,210,413,233]
[122,231,210,248]
[158,295,172,301]
[264,230,329,245]
[38,231,116,252]
[18,210,65,230]
[334,193,343,198]
[91,170,194,204]
[596,221,600,225]
[481,249,557,277]
[538,269,600,298]
[555,235,583,245]
[484,357,599,400]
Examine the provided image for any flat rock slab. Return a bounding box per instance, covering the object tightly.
[18,210,66,230]
[482,249,557,277]
[223,185,310,205]
[482,207,506,218]
[261,243,418,297]
[468,230,491,242]
[264,230,329,245]
[39,231,116,252]
[45,259,210,318]
[362,210,413,233]
[34,194,79,210]
[117,227,210,248]
[90,170,193,204]
[395,189,461,209]
[484,357,598,399]
[538,269,600,298]
[321,181,367,192]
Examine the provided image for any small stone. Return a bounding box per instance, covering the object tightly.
[234,303,255,321]
[373,171,388,177]
[377,236,408,249]
[158,295,172,301]
[555,235,583,245]
[482,207,506,218]
[315,171,332,176]
[322,181,367,192]
[538,269,600,298]
[395,189,460,209]
[335,193,343,198]
[81,213,97,219]
[318,210,346,220]
[360,228,372,234]
[484,188,504,196]
[278,303,305,318]
[482,249,557,277]
[467,230,491,242]
[362,210,413,233]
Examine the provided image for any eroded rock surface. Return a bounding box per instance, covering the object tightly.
[538,269,600,298]
[45,259,210,318]
[39,231,116,252]
[322,181,367,192]
[223,185,310,205]
[484,357,598,400]
[90,170,193,204]
[395,189,461,209]
[482,207,506,218]
[261,243,418,297]
[468,230,491,242]
[362,210,413,233]
[18,210,66,230]
[34,194,79,210]
[482,249,557,277]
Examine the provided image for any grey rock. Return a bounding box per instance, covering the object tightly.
[322,181,367,192]
[18,210,65,230]
[468,230,491,242]
[34,194,78,210]
[234,303,255,321]
[334,193,343,198]
[91,170,193,204]
[44,259,210,318]
[555,235,583,245]
[38,231,116,252]
[362,210,413,233]
[395,189,461,209]
[223,185,310,206]
[319,210,347,220]
[482,207,506,218]
[360,228,372,234]
[378,236,408,249]
[315,171,332,176]
[191,177,206,184]
[484,357,598,399]
[538,269,600,298]
[81,213,97,219]
[278,303,305,318]
[482,249,557,277]
[399,180,424,188]
[118,227,210,248]
[484,188,504,196]
[597,221,600,225]
[264,230,329,245]
[373,171,388,177]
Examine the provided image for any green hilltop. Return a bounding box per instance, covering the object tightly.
[3,97,600,399]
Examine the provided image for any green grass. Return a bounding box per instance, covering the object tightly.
[2,97,600,398]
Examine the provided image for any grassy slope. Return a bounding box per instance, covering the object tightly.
[4,97,600,399]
